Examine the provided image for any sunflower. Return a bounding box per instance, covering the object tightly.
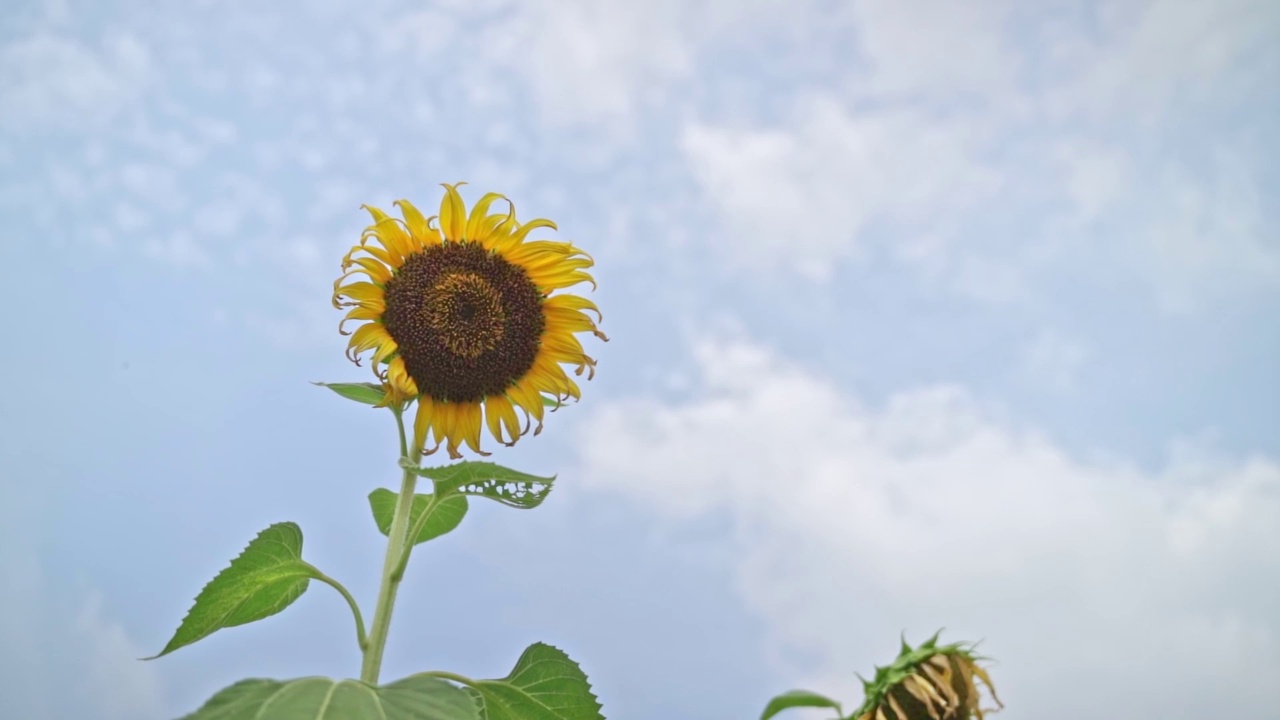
[851,632,1002,720]
[332,183,606,459]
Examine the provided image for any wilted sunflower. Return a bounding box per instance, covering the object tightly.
[332,183,606,459]
[851,632,1002,720]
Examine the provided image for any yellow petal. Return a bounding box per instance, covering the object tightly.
[333,280,384,308]
[474,209,513,245]
[362,206,412,260]
[540,332,586,361]
[343,242,394,269]
[903,674,946,716]
[970,664,1002,707]
[530,269,597,292]
[347,256,392,284]
[484,394,521,446]
[508,217,557,246]
[920,664,959,709]
[439,182,468,242]
[544,294,602,321]
[466,192,506,241]
[347,323,396,366]
[434,403,460,458]
[394,199,434,244]
[886,692,910,720]
[455,402,487,456]
[339,306,383,335]
[413,396,439,453]
[506,380,545,429]
[504,240,588,266]
[387,357,418,397]
[367,217,419,258]
[545,307,599,334]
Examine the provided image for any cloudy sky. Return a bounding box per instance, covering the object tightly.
[1,0,1278,718]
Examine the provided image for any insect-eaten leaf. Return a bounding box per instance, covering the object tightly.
[403,460,556,510]
[148,522,319,659]
[465,642,604,720]
[312,381,387,406]
[180,675,479,720]
[758,689,843,720]
[368,489,468,545]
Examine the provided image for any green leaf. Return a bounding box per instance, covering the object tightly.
[312,381,386,406]
[541,394,562,408]
[758,690,843,720]
[368,489,469,545]
[466,643,603,720]
[180,675,479,720]
[149,523,317,659]
[405,460,556,510]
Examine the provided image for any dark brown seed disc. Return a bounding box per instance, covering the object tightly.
[381,241,544,403]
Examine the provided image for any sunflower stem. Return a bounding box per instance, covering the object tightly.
[360,405,419,684]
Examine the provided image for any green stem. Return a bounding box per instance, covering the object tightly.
[310,568,368,651]
[360,406,420,684]
[423,670,478,688]
[392,492,438,582]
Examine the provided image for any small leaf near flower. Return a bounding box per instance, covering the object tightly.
[758,690,843,720]
[148,523,319,659]
[403,460,555,510]
[312,381,387,406]
[179,675,478,720]
[462,642,603,720]
[368,489,469,546]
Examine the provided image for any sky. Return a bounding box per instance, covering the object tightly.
[1,0,1277,718]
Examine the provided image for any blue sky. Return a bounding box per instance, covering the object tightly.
[1,0,1277,718]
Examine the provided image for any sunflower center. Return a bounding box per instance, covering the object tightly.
[424,272,506,358]
[381,241,544,403]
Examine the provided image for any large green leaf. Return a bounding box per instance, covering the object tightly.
[466,643,603,720]
[149,523,317,658]
[405,460,556,510]
[312,381,386,406]
[758,690,843,720]
[181,675,479,720]
[368,489,469,545]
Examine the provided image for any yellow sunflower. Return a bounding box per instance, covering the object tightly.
[852,633,1002,720]
[332,183,606,459]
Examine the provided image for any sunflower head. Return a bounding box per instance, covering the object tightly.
[332,183,606,459]
[851,632,1002,720]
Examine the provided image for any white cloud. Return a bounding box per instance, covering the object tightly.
[1053,140,1131,223]
[74,594,166,720]
[386,0,817,134]
[494,0,693,128]
[1132,152,1280,314]
[1018,330,1090,393]
[1045,0,1280,123]
[143,233,211,269]
[385,0,692,131]
[682,97,1002,281]
[1,493,165,720]
[0,33,150,130]
[847,0,1018,102]
[677,0,1277,310]
[578,335,1280,719]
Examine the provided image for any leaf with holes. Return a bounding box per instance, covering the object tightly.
[148,523,318,659]
[758,690,843,720]
[465,643,603,720]
[312,381,387,406]
[180,675,479,720]
[403,460,556,510]
[368,489,469,545]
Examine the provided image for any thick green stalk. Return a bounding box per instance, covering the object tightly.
[360,407,420,684]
